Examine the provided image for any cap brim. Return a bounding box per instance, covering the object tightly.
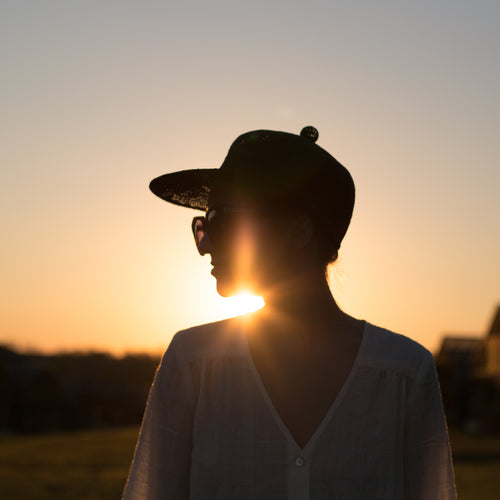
[150,168,270,211]
[149,169,220,211]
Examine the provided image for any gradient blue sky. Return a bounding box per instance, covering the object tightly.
[2,1,499,354]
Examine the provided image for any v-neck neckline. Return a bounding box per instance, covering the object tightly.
[241,320,368,454]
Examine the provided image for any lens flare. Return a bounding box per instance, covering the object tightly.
[223,292,265,316]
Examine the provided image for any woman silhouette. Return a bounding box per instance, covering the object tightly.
[124,127,456,499]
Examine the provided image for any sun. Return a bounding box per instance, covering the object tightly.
[223,292,265,317]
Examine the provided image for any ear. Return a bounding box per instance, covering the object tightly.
[290,215,314,252]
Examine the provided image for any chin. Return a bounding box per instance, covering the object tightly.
[215,278,241,297]
[215,275,260,298]
[215,281,233,297]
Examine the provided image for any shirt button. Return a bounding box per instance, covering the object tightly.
[295,456,305,467]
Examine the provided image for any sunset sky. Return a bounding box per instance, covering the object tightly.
[2,1,499,355]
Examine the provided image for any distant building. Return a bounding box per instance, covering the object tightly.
[436,305,500,433]
[484,307,500,379]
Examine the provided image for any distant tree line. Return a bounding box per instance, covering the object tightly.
[5,341,499,436]
[0,345,160,434]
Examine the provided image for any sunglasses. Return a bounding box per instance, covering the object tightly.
[191,206,262,255]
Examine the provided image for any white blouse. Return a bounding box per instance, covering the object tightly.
[123,317,456,499]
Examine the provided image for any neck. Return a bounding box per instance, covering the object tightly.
[257,268,347,337]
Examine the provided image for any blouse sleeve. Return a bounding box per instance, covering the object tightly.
[123,333,196,500]
[404,350,456,500]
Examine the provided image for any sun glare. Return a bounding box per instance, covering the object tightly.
[224,292,265,317]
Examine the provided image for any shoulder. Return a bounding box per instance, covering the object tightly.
[361,321,435,378]
[166,315,248,362]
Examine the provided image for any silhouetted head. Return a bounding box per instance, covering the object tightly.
[150,126,355,297]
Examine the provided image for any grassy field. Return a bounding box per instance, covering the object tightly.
[0,427,137,499]
[450,431,500,500]
[0,427,499,499]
